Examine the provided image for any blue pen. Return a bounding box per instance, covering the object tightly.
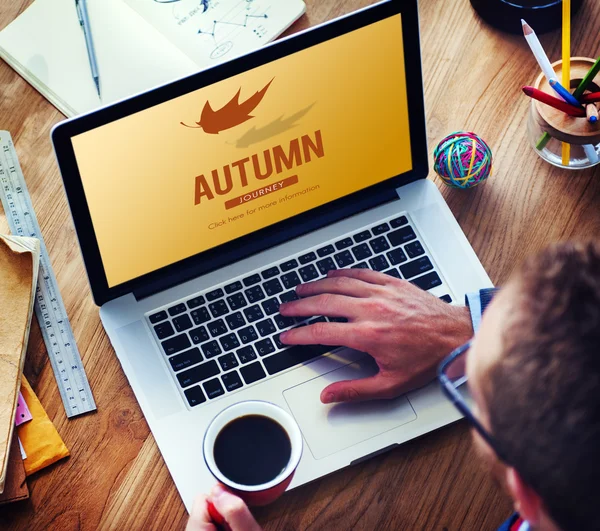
[75,0,101,98]
[549,79,580,108]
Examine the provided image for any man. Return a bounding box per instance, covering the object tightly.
[187,241,600,531]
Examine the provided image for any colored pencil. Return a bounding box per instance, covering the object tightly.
[522,86,586,116]
[550,79,580,107]
[586,103,599,123]
[573,57,600,100]
[562,0,571,165]
[580,92,600,104]
[521,20,557,84]
[583,144,599,164]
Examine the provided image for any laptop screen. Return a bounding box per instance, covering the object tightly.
[71,13,412,288]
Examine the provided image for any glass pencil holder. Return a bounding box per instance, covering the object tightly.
[527,57,600,170]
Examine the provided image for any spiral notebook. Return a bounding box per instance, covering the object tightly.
[0,0,305,117]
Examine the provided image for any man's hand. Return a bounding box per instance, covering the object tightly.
[186,485,262,531]
[279,268,472,404]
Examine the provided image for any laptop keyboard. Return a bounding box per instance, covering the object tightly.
[146,213,452,409]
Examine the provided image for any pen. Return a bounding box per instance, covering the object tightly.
[75,0,101,98]
[522,86,586,117]
[549,79,580,108]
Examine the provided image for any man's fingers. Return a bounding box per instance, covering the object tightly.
[279,293,360,319]
[320,373,403,404]
[327,268,393,285]
[280,321,359,349]
[295,276,383,299]
[209,485,262,531]
[186,494,215,531]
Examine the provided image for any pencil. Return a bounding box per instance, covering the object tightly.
[522,86,586,116]
[580,92,600,104]
[573,57,600,100]
[549,79,580,107]
[586,103,599,123]
[561,0,571,165]
[521,20,557,84]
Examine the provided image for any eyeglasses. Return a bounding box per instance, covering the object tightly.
[437,340,508,463]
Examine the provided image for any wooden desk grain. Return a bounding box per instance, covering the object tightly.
[1,0,599,529]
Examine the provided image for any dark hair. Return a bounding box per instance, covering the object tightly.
[486,241,600,531]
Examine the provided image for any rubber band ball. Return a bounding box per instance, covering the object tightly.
[433,132,493,189]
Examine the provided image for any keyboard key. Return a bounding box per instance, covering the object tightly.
[262,297,280,315]
[328,316,348,323]
[218,352,239,371]
[169,347,203,372]
[236,345,257,364]
[280,259,298,272]
[203,378,225,399]
[317,244,335,257]
[245,285,266,303]
[372,222,390,235]
[308,316,327,325]
[186,296,205,309]
[334,250,355,268]
[411,271,442,291]
[149,310,168,324]
[335,237,354,250]
[191,307,211,325]
[368,255,390,272]
[354,230,371,243]
[390,215,408,228]
[177,360,220,387]
[400,257,434,279]
[189,326,210,344]
[222,371,243,392]
[280,290,299,303]
[370,236,390,254]
[405,240,425,259]
[226,312,246,330]
[274,314,295,329]
[388,226,417,246]
[261,266,280,279]
[206,288,224,301]
[256,318,277,337]
[162,334,191,356]
[168,303,186,317]
[273,333,285,349]
[238,325,258,344]
[243,274,261,287]
[227,293,247,310]
[154,321,174,340]
[255,338,276,357]
[281,271,301,289]
[173,314,193,333]
[219,333,240,352]
[243,305,264,322]
[298,252,316,265]
[224,281,243,294]
[208,319,228,337]
[299,264,319,282]
[240,362,266,384]
[351,262,369,269]
[201,340,222,358]
[387,248,408,265]
[184,386,206,407]
[440,294,453,303]
[383,268,402,279]
[209,299,228,318]
[263,344,332,375]
[316,257,336,275]
[351,243,373,261]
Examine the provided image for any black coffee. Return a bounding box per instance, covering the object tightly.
[213,414,291,486]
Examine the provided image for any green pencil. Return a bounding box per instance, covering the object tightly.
[573,57,600,100]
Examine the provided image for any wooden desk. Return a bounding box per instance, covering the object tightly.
[1,0,599,528]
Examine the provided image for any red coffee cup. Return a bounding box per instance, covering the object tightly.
[203,400,303,506]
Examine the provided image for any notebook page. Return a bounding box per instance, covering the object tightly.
[0,0,198,117]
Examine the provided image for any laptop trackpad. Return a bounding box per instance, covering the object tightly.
[283,356,417,460]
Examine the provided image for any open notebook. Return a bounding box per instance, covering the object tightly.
[0,0,305,117]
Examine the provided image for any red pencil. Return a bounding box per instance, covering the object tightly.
[522,86,586,117]
[580,91,600,104]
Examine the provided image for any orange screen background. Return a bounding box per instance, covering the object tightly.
[72,14,412,287]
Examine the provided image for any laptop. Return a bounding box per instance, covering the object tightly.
[51,0,492,511]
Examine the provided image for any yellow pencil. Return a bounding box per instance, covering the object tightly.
[562,0,571,166]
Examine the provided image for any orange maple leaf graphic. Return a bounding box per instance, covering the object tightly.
[181,78,274,134]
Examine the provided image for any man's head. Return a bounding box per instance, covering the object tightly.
[467,241,600,531]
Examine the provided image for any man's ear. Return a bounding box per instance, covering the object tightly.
[505,467,542,526]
